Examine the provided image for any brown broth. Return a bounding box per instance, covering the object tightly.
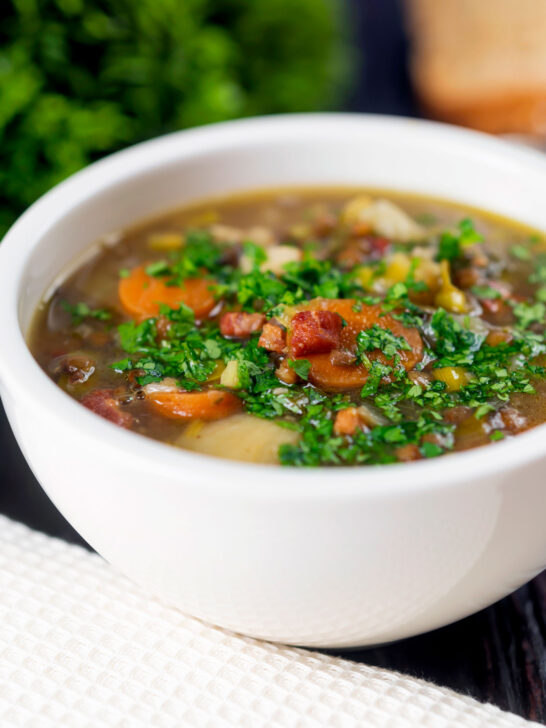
[28,188,546,465]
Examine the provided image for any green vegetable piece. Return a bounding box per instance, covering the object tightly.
[288,359,312,380]
[437,219,482,261]
[510,244,532,261]
[61,300,111,325]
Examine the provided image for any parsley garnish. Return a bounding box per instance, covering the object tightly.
[356,325,411,365]
[510,244,532,262]
[437,219,482,262]
[289,359,312,380]
[471,285,501,300]
[61,301,111,325]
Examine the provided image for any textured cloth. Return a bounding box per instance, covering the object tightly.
[0,515,537,728]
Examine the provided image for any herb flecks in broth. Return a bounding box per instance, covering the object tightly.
[30,190,546,466]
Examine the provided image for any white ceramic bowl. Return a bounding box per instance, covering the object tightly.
[1,114,545,648]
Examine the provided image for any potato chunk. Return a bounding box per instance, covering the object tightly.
[176,413,300,464]
[342,197,425,242]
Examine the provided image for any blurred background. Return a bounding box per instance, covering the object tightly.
[3,0,545,238]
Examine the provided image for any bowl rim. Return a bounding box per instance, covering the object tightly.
[1,112,546,499]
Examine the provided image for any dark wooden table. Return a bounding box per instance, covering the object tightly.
[1,0,544,722]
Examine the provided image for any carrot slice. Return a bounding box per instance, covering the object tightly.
[287,299,423,391]
[119,265,216,319]
[146,389,242,421]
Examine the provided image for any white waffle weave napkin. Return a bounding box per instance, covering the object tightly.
[0,515,538,728]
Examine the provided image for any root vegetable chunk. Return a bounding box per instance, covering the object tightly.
[145,387,242,421]
[177,413,300,464]
[119,265,216,319]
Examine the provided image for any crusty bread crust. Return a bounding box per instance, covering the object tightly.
[406,0,546,136]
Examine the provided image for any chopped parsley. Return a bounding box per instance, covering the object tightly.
[356,325,411,364]
[471,285,501,300]
[289,359,312,380]
[511,301,545,330]
[510,244,532,262]
[61,301,111,325]
[437,219,482,262]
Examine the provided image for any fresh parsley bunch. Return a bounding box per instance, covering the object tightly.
[0,0,349,235]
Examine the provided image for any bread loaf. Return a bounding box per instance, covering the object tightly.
[405,0,546,137]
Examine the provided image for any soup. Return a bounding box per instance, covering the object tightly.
[29,188,546,465]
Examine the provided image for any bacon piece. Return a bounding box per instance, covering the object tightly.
[395,444,422,462]
[367,235,391,259]
[220,312,266,339]
[476,281,514,321]
[485,329,513,347]
[312,212,336,237]
[288,310,343,358]
[443,405,473,424]
[155,315,172,342]
[333,407,369,437]
[480,297,511,319]
[337,236,391,267]
[453,267,481,289]
[258,322,287,353]
[488,406,528,435]
[81,389,133,428]
[337,240,368,267]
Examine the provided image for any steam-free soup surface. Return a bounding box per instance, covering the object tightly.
[29,188,546,465]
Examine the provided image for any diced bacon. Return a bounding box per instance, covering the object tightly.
[443,405,473,424]
[480,298,510,316]
[258,322,287,353]
[81,389,133,428]
[421,432,448,448]
[312,212,336,237]
[454,267,481,289]
[485,329,513,347]
[395,444,422,462]
[288,310,343,358]
[337,240,369,267]
[155,315,172,342]
[367,235,391,259]
[488,406,528,435]
[337,236,391,267]
[220,312,266,338]
[333,407,369,437]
